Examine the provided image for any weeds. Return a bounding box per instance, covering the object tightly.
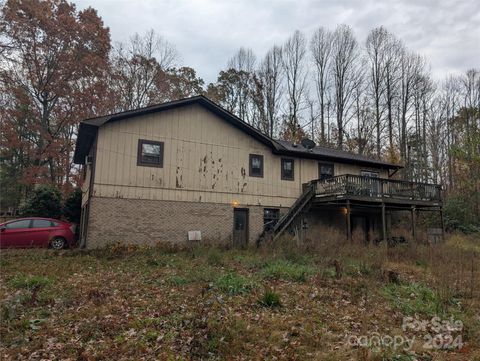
[167,275,191,286]
[258,287,281,308]
[8,275,52,290]
[381,282,461,317]
[215,273,255,295]
[0,233,478,360]
[261,259,314,282]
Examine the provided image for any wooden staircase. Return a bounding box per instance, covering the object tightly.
[264,182,316,243]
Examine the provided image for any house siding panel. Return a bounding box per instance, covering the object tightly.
[93,103,387,208]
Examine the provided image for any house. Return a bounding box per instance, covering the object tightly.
[74,95,443,248]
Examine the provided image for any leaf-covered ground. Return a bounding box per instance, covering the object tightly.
[1,236,479,360]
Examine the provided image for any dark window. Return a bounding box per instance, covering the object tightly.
[249,154,264,177]
[281,158,294,180]
[32,219,53,228]
[318,163,334,180]
[5,220,31,229]
[361,170,379,178]
[137,139,164,167]
[263,208,279,231]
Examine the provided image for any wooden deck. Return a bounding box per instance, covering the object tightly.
[307,174,442,206]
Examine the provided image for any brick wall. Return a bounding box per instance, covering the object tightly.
[86,197,269,248]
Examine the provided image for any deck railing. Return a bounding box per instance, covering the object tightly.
[310,174,442,203]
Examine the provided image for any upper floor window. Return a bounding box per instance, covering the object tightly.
[137,139,164,168]
[318,163,334,180]
[281,158,294,181]
[361,170,379,178]
[249,154,264,177]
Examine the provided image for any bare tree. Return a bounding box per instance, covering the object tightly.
[110,29,179,111]
[130,30,179,70]
[256,45,284,137]
[330,25,360,148]
[383,36,403,155]
[282,30,308,141]
[366,27,389,156]
[397,50,425,166]
[310,27,333,143]
[411,73,435,182]
[441,75,461,189]
[351,62,375,155]
[227,47,256,122]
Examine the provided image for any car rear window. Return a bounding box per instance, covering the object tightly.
[32,219,54,228]
[5,220,31,229]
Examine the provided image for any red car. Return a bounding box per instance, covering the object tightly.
[0,217,76,249]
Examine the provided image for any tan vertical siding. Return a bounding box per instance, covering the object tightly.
[92,103,388,208]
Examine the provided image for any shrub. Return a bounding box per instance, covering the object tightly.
[63,188,82,223]
[258,287,281,308]
[443,195,480,233]
[21,185,62,219]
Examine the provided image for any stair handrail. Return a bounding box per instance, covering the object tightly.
[270,181,316,241]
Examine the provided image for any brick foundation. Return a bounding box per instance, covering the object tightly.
[85,197,268,248]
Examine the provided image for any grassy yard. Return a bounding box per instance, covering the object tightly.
[0,235,479,360]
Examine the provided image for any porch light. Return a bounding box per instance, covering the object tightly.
[231,199,240,208]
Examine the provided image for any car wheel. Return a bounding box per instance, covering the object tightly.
[50,237,66,250]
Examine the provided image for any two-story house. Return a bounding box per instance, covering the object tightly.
[74,96,443,248]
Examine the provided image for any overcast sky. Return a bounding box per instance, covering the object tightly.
[75,0,479,84]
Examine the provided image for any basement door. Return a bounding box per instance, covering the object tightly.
[233,208,249,247]
[351,215,369,243]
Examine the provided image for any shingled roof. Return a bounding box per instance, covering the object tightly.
[273,140,400,168]
[74,95,402,170]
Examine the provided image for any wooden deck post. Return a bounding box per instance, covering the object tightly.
[411,206,416,241]
[381,202,387,242]
[346,200,352,241]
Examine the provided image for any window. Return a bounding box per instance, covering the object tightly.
[263,208,280,231]
[5,220,31,229]
[137,139,164,167]
[361,170,381,196]
[361,170,379,178]
[249,154,264,177]
[281,158,294,181]
[32,219,53,228]
[318,163,334,180]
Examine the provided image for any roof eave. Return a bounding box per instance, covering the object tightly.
[73,123,98,164]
